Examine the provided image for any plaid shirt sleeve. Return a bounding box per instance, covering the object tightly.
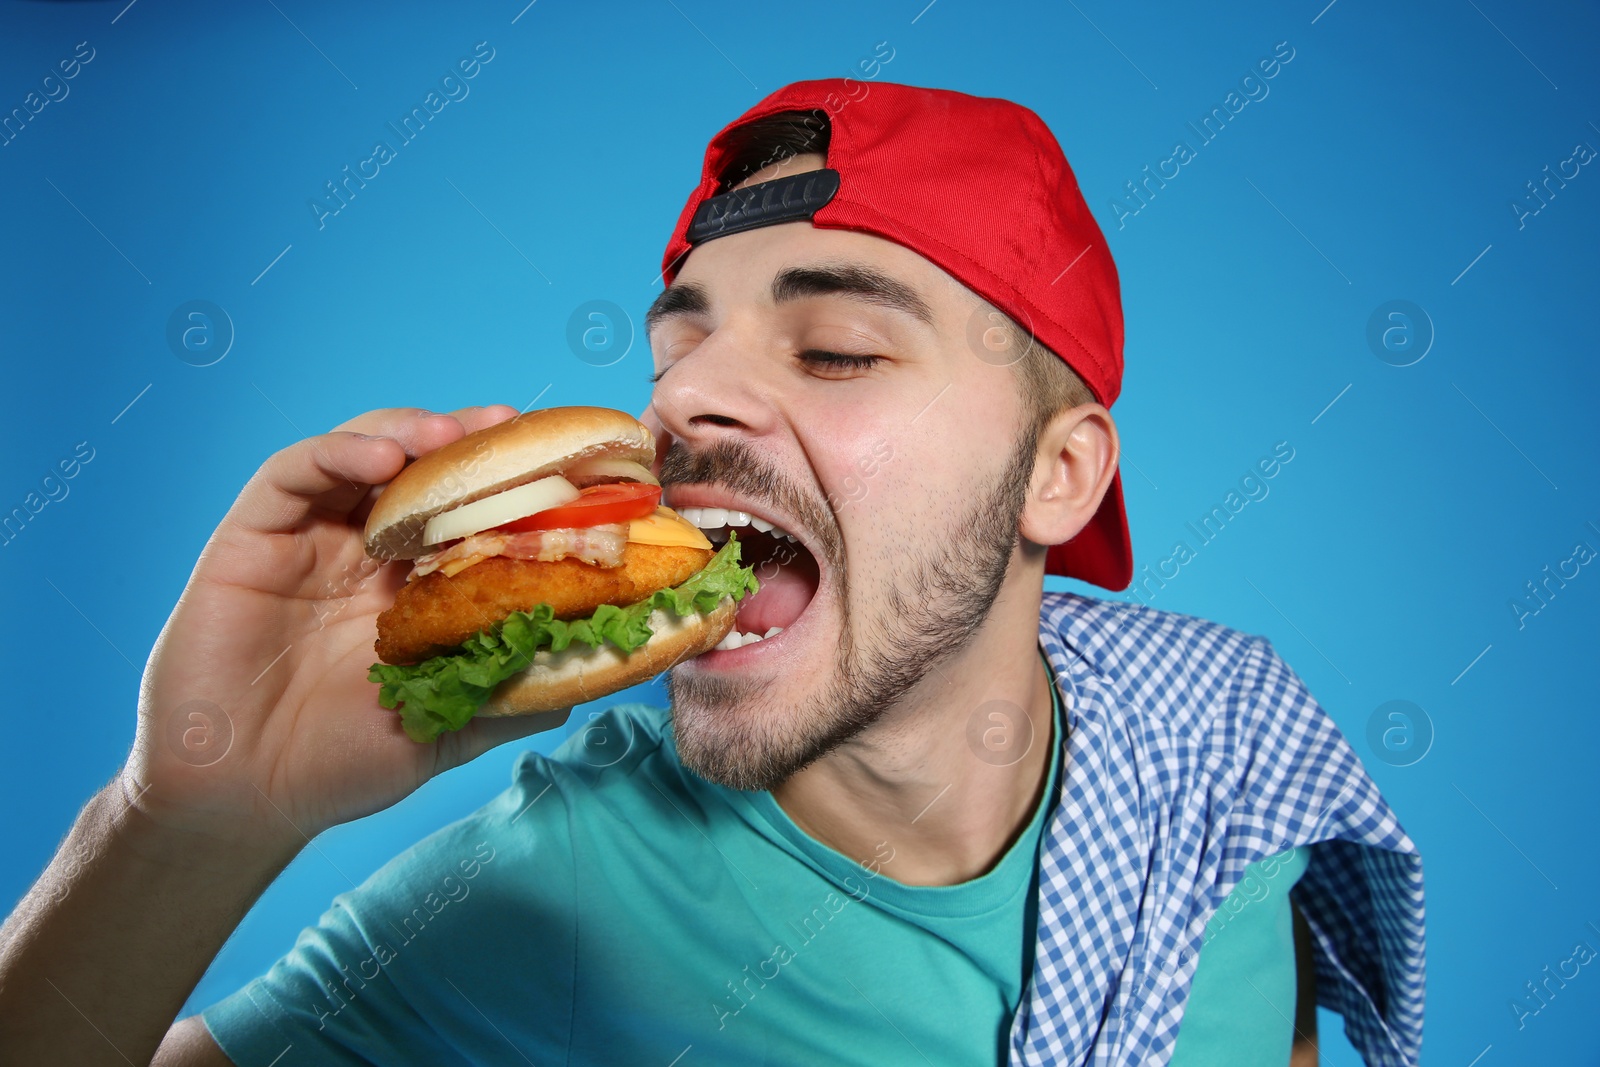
[1011,593,1425,1066]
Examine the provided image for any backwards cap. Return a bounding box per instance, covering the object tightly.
[659,79,1132,591]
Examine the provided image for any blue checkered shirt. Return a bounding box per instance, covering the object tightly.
[1012,593,1425,1065]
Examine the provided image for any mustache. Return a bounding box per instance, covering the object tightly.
[657,439,842,568]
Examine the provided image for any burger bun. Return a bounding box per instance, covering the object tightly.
[477,599,736,717]
[365,406,654,560]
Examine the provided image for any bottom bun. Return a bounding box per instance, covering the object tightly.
[476,599,737,717]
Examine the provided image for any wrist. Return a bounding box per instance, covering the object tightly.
[109,772,304,878]
[0,775,304,1063]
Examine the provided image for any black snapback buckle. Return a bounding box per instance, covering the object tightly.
[687,168,841,245]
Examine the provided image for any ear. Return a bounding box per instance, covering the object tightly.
[1018,403,1118,549]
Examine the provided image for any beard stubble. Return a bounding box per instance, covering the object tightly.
[664,428,1038,793]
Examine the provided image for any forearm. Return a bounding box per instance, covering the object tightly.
[0,776,301,1065]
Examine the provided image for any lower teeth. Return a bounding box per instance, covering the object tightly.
[714,626,784,651]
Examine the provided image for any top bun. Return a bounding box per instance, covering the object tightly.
[364,406,654,560]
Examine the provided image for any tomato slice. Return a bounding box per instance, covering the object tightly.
[494,482,661,533]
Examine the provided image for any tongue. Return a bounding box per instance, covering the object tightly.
[735,556,817,634]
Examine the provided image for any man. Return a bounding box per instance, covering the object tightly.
[0,80,1422,1065]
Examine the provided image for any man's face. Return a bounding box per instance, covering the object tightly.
[648,158,1041,791]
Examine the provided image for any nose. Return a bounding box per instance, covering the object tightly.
[648,319,779,455]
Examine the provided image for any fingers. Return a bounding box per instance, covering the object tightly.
[338,406,519,527]
[330,405,519,451]
[639,402,672,479]
[437,708,573,771]
[234,406,520,535]
[448,404,520,435]
[330,408,468,458]
[231,431,408,534]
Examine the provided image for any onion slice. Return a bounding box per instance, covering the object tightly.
[422,475,579,546]
[563,457,659,488]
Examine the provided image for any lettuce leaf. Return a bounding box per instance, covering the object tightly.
[368,535,758,743]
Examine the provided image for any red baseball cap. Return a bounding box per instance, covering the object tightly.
[659,79,1132,592]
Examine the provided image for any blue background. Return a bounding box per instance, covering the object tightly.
[3,0,1597,1061]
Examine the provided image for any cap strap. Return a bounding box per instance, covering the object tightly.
[686,168,841,245]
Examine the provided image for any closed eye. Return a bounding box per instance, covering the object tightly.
[799,350,884,374]
[651,350,885,383]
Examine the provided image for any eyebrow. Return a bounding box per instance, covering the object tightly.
[645,261,936,335]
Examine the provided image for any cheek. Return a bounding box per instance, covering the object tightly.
[824,433,976,567]
[790,402,896,507]
[795,369,1023,557]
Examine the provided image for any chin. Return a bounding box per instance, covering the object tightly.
[666,670,818,792]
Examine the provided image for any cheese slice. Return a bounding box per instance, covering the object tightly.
[628,507,712,550]
[439,552,493,578]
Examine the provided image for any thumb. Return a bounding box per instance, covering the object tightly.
[639,402,672,481]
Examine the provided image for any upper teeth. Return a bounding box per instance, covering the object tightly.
[675,506,795,542]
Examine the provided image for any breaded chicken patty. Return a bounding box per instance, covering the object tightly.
[374,542,713,664]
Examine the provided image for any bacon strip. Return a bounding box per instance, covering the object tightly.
[410,523,628,581]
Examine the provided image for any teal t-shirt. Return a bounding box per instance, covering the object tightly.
[1171,844,1311,1064]
[203,683,1305,1064]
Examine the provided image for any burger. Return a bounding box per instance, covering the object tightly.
[363,406,758,743]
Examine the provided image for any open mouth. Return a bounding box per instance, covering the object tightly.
[671,502,823,653]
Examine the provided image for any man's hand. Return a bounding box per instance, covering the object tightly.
[639,400,672,482]
[128,404,570,846]
[0,405,569,1067]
